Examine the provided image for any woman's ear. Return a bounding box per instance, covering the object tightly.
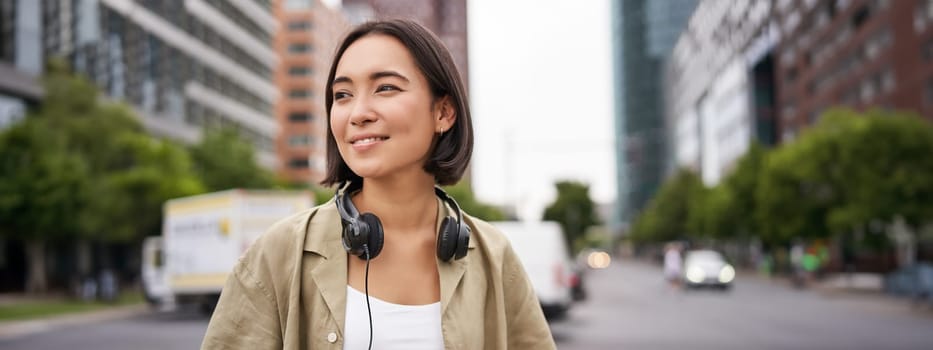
[434,96,456,133]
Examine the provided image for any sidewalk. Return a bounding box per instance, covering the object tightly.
[0,296,150,341]
[736,266,933,315]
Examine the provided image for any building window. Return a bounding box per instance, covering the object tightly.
[289,158,310,169]
[842,88,859,106]
[0,95,26,129]
[289,89,311,99]
[780,45,796,67]
[926,79,933,106]
[782,103,796,121]
[860,74,879,103]
[924,40,933,61]
[783,11,801,34]
[288,112,312,122]
[786,67,798,83]
[288,43,312,53]
[881,69,895,92]
[288,21,311,31]
[782,128,797,143]
[288,66,312,76]
[289,135,311,147]
[852,5,872,30]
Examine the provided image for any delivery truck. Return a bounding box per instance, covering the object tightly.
[142,189,313,312]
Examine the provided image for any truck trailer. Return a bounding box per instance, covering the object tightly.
[142,189,313,312]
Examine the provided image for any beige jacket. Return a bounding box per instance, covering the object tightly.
[201,198,555,349]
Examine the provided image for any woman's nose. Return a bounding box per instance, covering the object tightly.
[348,97,376,126]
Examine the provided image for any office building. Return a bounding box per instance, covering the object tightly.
[39,0,280,168]
[611,0,696,226]
[341,0,469,86]
[274,0,348,183]
[664,0,778,186]
[0,0,44,129]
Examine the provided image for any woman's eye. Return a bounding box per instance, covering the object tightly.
[376,84,400,93]
[334,91,351,100]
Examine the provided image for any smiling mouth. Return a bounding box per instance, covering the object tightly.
[351,136,389,145]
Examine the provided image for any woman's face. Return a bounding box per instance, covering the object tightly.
[330,34,453,182]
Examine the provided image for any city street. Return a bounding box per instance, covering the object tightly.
[2,259,933,349]
[553,259,933,349]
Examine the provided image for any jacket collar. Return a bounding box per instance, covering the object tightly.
[302,199,348,335]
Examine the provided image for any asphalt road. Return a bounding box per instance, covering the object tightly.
[551,259,933,350]
[2,258,933,349]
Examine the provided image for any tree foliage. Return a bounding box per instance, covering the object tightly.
[629,170,703,243]
[0,117,89,242]
[0,61,207,291]
[631,108,933,251]
[190,127,276,191]
[542,181,601,253]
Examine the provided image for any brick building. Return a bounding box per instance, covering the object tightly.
[775,0,933,141]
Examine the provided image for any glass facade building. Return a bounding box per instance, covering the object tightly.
[611,0,696,227]
[40,0,280,167]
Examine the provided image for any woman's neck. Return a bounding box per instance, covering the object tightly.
[352,174,438,233]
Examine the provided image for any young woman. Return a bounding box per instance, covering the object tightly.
[201,19,554,349]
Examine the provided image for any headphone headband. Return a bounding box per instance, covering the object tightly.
[433,186,464,234]
[336,180,361,219]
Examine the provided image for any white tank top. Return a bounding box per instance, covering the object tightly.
[343,286,444,350]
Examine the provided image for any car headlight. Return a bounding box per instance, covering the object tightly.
[686,266,705,283]
[719,265,735,283]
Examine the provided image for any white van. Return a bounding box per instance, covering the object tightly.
[491,221,574,320]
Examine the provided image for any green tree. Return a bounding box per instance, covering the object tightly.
[688,143,767,241]
[822,109,933,233]
[629,169,703,244]
[756,123,842,245]
[0,61,207,290]
[0,117,90,292]
[755,108,933,249]
[190,127,276,191]
[83,135,204,243]
[542,181,601,253]
[686,184,734,240]
[45,64,205,241]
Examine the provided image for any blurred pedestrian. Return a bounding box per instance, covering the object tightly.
[664,243,683,290]
[790,241,807,288]
[201,19,554,350]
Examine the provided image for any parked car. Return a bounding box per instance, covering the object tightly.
[884,263,933,304]
[569,264,586,302]
[683,249,735,290]
[492,221,574,321]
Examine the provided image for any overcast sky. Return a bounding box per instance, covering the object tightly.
[468,0,615,220]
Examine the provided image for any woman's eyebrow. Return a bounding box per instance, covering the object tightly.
[333,71,410,86]
[371,71,410,83]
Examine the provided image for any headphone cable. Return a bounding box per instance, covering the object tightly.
[364,244,373,350]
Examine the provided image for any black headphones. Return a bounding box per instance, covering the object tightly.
[335,181,471,262]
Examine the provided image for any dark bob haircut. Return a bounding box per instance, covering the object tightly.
[319,19,473,187]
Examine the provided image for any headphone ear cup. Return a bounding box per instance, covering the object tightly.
[454,222,471,260]
[358,213,384,260]
[436,217,458,262]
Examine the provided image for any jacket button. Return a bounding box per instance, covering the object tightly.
[327,332,338,343]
